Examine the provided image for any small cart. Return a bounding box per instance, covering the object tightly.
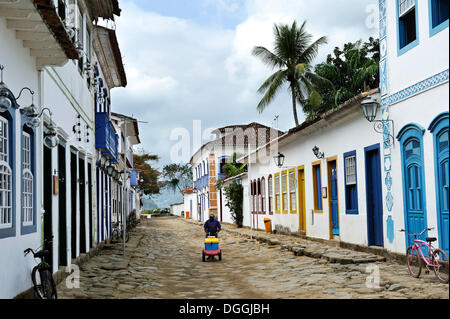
[202,236,222,262]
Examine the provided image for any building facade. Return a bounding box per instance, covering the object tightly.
[190,123,282,223]
[379,0,448,255]
[229,0,449,257]
[0,0,141,299]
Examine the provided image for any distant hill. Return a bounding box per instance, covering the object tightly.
[142,187,185,210]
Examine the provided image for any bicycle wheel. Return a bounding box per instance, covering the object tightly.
[406,246,422,278]
[32,267,57,299]
[432,249,449,284]
[125,231,130,243]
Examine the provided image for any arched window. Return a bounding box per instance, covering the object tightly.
[256,179,260,213]
[0,116,12,230]
[261,177,266,214]
[251,180,255,214]
[22,170,33,226]
[22,131,34,227]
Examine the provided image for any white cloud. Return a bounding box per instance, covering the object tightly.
[112,0,378,167]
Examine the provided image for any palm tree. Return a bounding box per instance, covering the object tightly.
[252,21,332,127]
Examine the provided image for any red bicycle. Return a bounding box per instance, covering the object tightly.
[400,228,449,284]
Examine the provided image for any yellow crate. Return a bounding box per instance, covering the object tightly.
[204,237,219,244]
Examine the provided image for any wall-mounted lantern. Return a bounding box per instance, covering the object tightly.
[273,152,285,168]
[312,146,325,159]
[361,95,395,147]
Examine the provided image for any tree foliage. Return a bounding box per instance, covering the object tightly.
[223,181,243,228]
[252,20,332,127]
[216,152,247,190]
[303,37,380,119]
[133,149,161,196]
[162,163,193,193]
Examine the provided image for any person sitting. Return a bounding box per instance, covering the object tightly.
[204,213,221,238]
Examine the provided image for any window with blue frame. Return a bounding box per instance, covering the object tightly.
[0,114,13,236]
[22,130,34,227]
[344,151,359,214]
[397,0,419,54]
[430,0,449,34]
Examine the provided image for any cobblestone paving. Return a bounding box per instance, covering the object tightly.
[57,217,449,299]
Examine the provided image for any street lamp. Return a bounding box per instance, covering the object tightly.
[106,164,115,177]
[273,152,285,168]
[361,96,380,123]
[312,146,325,159]
[361,95,395,147]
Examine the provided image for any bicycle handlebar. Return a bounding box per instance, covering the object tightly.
[399,227,434,237]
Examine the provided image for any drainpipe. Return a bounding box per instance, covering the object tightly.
[249,145,252,240]
[122,120,127,256]
[38,69,44,246]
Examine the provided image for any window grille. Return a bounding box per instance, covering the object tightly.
[0,163,12,229]
[345,155,357,185]
[22,170,33,226]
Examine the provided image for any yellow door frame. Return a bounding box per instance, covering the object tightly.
[274,172,281,214]
[297,166,306,232]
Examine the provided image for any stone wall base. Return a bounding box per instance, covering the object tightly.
[14,240,110,299]
[219,220,407,264]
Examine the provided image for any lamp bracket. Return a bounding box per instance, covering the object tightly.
[373,119,395,148]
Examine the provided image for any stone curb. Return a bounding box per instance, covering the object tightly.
[181,218,387,265]
[14,229,144,299]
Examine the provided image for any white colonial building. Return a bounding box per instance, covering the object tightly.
[190,123,282,223]
[230,0,449,257]
[0,0,142,299]
[378,0,448,255]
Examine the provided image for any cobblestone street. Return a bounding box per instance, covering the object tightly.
[57,217,449,299]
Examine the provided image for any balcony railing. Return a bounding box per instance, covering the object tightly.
[95,112,119,163]
[194,174,209,190]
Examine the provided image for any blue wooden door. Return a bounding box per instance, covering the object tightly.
[402,139,428,249]
[366,145,384,247]
[330,163,339,236]
[436,129,449,256]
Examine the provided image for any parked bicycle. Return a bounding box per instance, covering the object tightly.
[400,228,449,284]
[24,238,57,299]
[127,211,139,230]
[111,222,130,243]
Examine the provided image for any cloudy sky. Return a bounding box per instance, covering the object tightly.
[111,0,378,169]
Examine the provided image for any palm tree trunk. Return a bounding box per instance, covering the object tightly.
[291,84,300,127]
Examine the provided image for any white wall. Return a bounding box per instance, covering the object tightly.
[387,84,449,253]
[183,193,196,219]
[0,18,42,299]
[171,204,184,217]
[243,108,385,245]
[385,0,449,95]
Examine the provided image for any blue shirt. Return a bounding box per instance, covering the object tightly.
[204,219,221,234]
